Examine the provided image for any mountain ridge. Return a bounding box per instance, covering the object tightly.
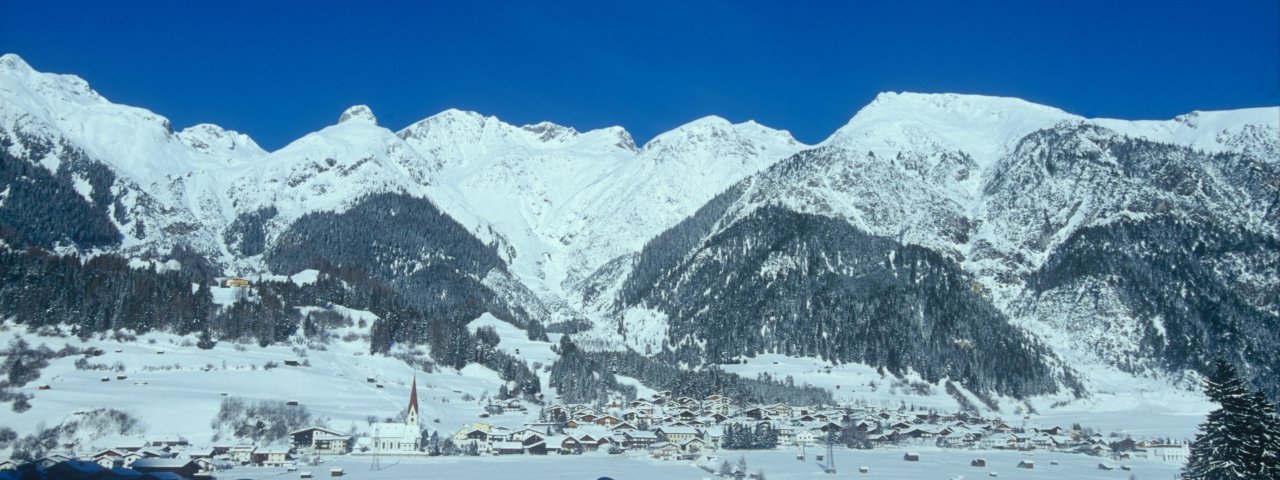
[2,52,1277,403]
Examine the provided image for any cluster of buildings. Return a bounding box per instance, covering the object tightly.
[0,380,1192,479]
[440,390,1189,463]
[0,445,219,480]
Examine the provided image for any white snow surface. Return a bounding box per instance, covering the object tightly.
[216,445,1182,480]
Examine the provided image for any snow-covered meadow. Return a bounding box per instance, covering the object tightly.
[219,446,1181,480]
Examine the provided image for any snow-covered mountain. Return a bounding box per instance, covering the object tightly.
[2,52,1278,405]
[602,91,1279,399]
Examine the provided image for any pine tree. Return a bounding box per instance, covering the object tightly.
[1183,360,1272,480]
[196,329,217,350]
[1245,391,1280,480]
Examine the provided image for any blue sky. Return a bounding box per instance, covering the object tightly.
[2,1,1277,149]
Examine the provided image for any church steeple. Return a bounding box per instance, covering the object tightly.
[406,374,420,426]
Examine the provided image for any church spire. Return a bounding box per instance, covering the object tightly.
[406,373,420,425]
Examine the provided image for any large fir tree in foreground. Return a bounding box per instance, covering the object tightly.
[1183,360,1280,480]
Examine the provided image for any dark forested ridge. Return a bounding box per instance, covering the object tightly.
[265,192,538,336]
[1024,216,1280,399]
[224,206,277,257]
[0,139,120,250]
[621,206,1069,399]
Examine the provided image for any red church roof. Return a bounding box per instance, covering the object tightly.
[408,374,419,415]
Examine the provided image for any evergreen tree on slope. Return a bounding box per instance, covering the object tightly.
[1183,360,1279,480]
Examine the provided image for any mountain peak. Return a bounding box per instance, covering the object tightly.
[824,92,1077,167]
[860,91,1072,119]
[642,115,799,153]
[177,123,267,158]
[338,105,377,125]
[0,53,34,74]
[521,121,579,142]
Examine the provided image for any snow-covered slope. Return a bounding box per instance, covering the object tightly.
[396,109,804,310]
[605,91,1278,401]
[0,53,803,316]
[0,53,267,260]
[3,52,1278,410]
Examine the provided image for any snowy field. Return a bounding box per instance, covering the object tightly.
[220,447,1181,480]
[721,353,1210,441]
[0,319,544,449]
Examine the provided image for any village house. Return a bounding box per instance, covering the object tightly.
[622,430,659,450]
[312,433,352,455]
[255,448,291,466]
[453,423,497,453]
[655,426,700,444]
[650,442,682,460]
[131,458,201,478]
[290,427,347,451]
[227,445,256,465]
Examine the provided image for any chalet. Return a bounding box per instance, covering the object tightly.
[453,423,494,451]
[92,455,124,469]
[132,458,200,478]
[1017,460,1035,469]
[0,461,14,471]
[521,432,547,453]
[890,420,915,431]
[595,414,621,426]
[121,450,164,468]
[903,452,920,461]
[290,427,346,450]
[462,428,491,447]
[680,437,708,453]
[312,433,351,455]
[554,435,580,454]
[486,426,512,442]
[655,426,699,444]
[971,458,987,467]
[609,421,639,432]
[91,449,128,461]
[192,457,217,474]
[767,402,792,418]
[257,448,290,466]
[622,431,658,450]
[650,442,681,459]
[227,445,256,465]
[794,429,818,446]
[330,467,345,477]
[814,421,842,435]
[225,277,251,288]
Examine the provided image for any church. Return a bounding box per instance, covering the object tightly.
[368,376,423,453]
